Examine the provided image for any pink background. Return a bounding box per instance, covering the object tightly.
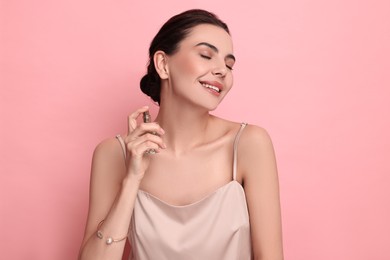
[1,0,389,259]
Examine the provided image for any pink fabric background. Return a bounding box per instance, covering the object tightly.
[1,0,389,259]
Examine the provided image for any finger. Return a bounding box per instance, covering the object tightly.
[131,133,167,149]
[128,122,165,140]
[127,106,149,134]
[127,139,161,157]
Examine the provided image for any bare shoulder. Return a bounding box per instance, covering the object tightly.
[240,124,274,150]
[90,136,126,181]
[93,136,124,161]
[237,124,277,180]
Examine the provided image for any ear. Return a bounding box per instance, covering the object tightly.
[153,51,169,80]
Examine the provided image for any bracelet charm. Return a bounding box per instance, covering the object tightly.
[96,230,103,239]
[106,237,113,245]
[96,220,127,245]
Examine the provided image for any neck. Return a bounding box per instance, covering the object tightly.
[155,99,212,154]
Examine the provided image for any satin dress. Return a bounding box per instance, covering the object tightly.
[116,123,252,260]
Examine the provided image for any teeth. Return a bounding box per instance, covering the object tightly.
[201,83,220,93]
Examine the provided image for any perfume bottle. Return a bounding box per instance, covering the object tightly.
[143,111,157,154]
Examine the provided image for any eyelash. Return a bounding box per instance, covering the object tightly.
[200,54,234,71]
[200,54,211,60]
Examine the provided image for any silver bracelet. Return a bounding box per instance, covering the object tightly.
[96,220,127,245]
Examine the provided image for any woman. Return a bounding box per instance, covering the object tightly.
[79,9,283,260]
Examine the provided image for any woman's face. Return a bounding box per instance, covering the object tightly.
[164,24,235,111]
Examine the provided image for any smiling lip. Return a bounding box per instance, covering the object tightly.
[199,80,224,95]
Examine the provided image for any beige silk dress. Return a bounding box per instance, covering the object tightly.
[116,123,252,259]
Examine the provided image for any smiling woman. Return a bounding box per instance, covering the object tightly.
[78,9,283,260]
[157,23,235,110]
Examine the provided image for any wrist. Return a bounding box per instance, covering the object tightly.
[122,174,142,188]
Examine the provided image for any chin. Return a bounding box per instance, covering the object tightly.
[202,99,224,112]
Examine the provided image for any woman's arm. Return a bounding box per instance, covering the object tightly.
[239,125,284,260]
[78,107,166,260]
[78,138,140,260]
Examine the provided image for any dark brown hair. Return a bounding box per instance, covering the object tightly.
[140,9,230,104]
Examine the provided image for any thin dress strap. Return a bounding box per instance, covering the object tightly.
[233,123,248,181]
[115,134,127,159]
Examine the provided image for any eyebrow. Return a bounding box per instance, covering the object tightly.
[195,42,236,61]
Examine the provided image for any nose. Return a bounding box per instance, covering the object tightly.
[211,61,227,78]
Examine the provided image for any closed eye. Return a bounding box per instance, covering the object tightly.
[200,54,211,59]
[200,53,234,71]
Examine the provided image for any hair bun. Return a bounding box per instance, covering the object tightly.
[140,73,160,104]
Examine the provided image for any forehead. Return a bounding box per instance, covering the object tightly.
[180,24,234,53]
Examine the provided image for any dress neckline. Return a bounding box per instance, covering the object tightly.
[137,180,244,208]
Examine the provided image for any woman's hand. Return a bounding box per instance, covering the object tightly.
[124,106,166,181]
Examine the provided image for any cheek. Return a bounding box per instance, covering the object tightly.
[170,55,204,79]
